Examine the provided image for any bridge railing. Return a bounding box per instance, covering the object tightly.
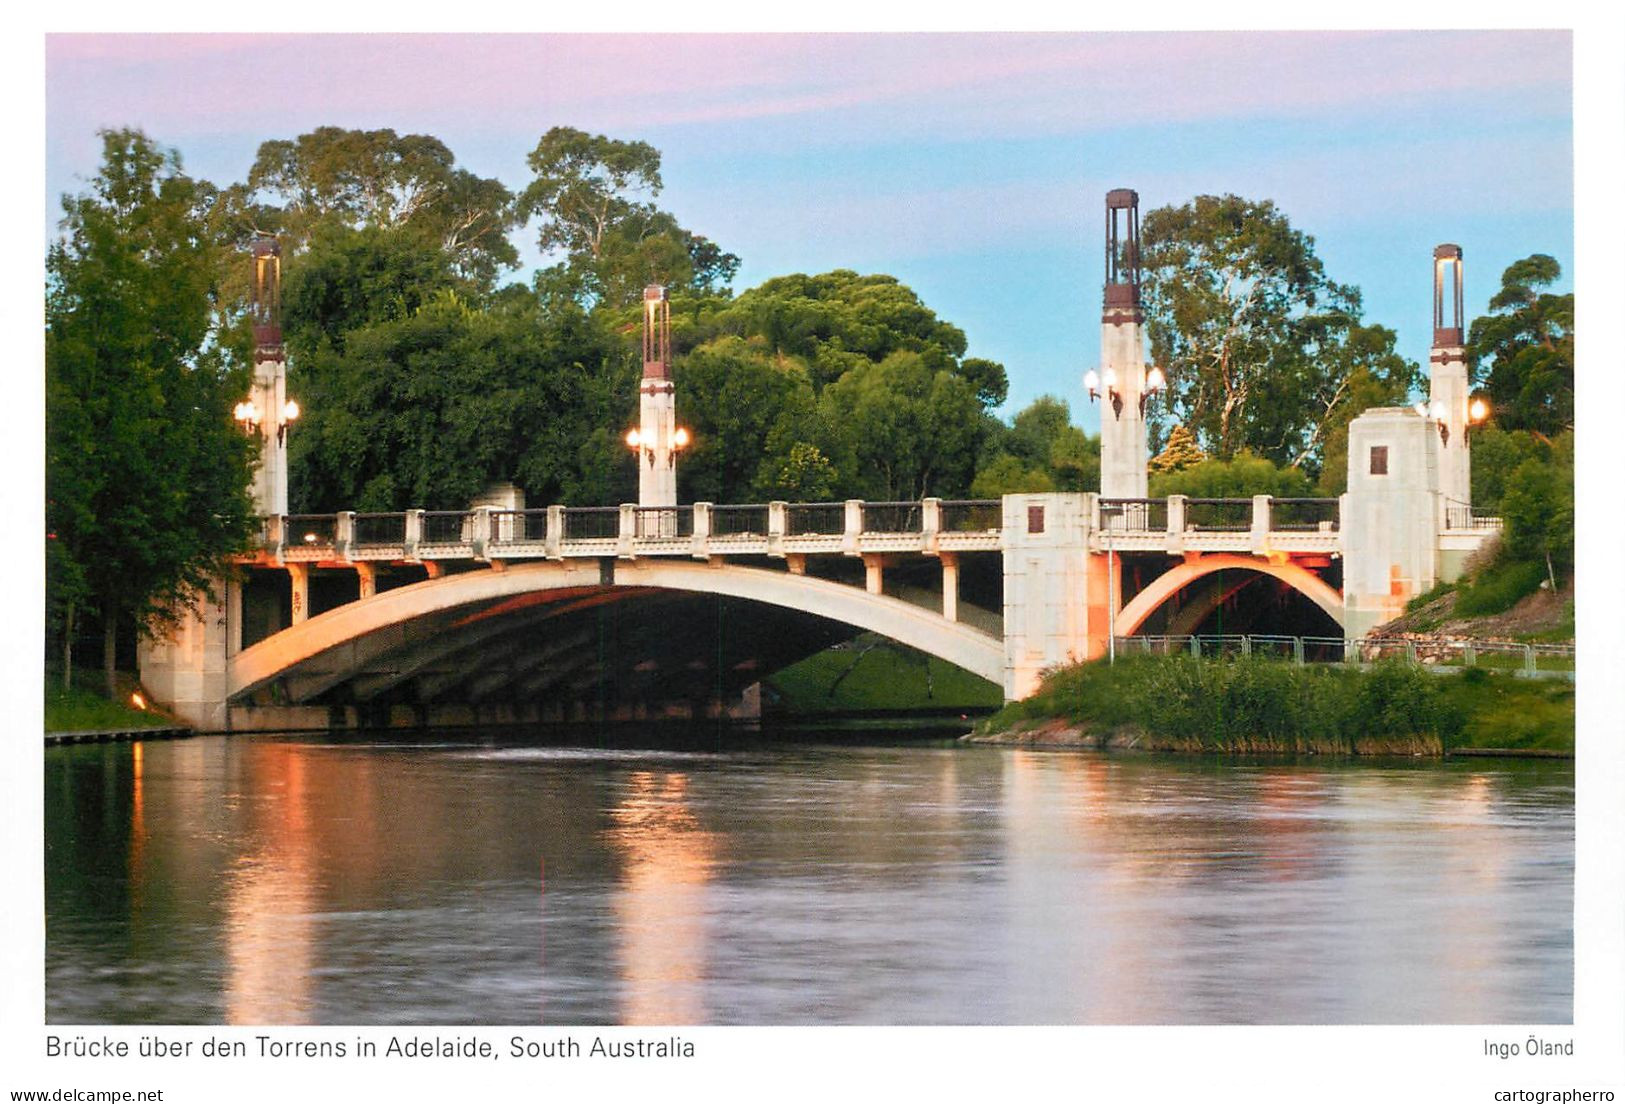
[420,510,474,547]
[862,501,923,534]
[489,509,549,543]
[633,506,694,540]
[786,502,846,536]
[1099,498,1166,532]
[562,506,620,542]
[1271,498,1341,532]
[939,499,1002,533]
[1184,498,1253,532]
[1444,501,1505,532]
[285,513,338,553]
[354,512,408,547]
[709,504,769,539]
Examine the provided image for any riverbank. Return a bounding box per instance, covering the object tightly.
[45,674,185,737]
[969,655,1574,757]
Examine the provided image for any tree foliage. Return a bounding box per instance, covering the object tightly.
[1468,254,1573,435]
[1140,195,1422,473]
[521,126,739,309]
[1148,451,1314,499]
[288,289,631,512]
[46,129,258,690]
[226,126,520,285]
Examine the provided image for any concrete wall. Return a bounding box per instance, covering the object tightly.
[1000,493,1095,700]
[1342,407,1441,638]
[1098,317,1149,499]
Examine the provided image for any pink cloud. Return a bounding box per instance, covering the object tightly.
[46,31,1568,146]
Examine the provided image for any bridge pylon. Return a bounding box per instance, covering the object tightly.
[1094,188,1153,499]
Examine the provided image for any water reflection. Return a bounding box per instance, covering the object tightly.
[604,771,720,1024]
[44,738,1574,1025]
[224,744,316,1024]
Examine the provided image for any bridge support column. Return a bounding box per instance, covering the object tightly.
[137,578,235,731]
[1342,407,1441,638]
[1001,492,1095,700]
[940,551,959,623]
[786,553,807,576]
[287,563,309,625]
[355,562,376,600]
[862,553,886,595]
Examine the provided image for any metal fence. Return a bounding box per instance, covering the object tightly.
[940,500,1002,533]
[285,514,337,550]
[490,509,549,543]
[353,512,407,546]
[1112,633,1576,674]
[786,502,846,536]
[1100,498,1165,532]
[562,506,619,541]
[709,504,769,538]
[420,510,473,545]
[1445,504,1505,531]
[1184,498,1253,531]
[634,506,693,540]
[862,501,922,534]
[1271,498,1341,531]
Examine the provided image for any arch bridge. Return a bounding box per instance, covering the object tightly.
[138,490,1499,731]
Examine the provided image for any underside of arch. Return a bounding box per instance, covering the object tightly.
[1115,554,1344,638]
[228,559,1005,703]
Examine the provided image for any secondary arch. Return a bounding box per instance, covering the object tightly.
[1114,554,1344,638]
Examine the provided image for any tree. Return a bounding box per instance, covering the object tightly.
[1140,195,1416,469]
[234,126,519,284]
[1148,451,1314,499]
[1468,254,1574,435]
[521,126,738,308]
[287,288,631,512]
[817,352,987,500]
[46,129,258,694]
[1149,424,1205,475]
[1500,451,1574,589]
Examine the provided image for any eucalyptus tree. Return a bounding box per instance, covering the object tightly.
[46,129,258,693]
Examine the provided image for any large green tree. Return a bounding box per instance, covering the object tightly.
[1140,195,1421,471]
[46,129,258,693]
[1468,254,1574,435]
[287,288,631,512]
[228,126,519,285]
[521,126,739,309]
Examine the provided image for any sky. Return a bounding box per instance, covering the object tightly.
[43,31,1574,430]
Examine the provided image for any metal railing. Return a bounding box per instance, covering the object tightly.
[420,510,473,545]
[1271,498,1341,532]
[285,513,337,551]
[490,509,549,543]
[862,501,922,534]
[562,506,619,541]
[1445,503,1505,531]
[1100,497,1165,532]
[1114,634,1575,675]
[354,512,407,546]
[634,506,693,540]
[786,502,846,536]
[940,499,1002,533]
[1184,498,1253,531]
[709,504,769,538]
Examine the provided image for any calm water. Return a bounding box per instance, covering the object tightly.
[44,733,1573,1025]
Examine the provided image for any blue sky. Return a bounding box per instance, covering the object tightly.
[45,31,1574,431]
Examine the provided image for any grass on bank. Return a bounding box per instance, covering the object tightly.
[983,654,1573,755]
[765,635,1002,714]
[44,670,179,733]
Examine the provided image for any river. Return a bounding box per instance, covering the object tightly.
[44,732,1572,1025]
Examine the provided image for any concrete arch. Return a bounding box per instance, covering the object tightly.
[228,558,1005,699]
[1115,554,1344,637]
